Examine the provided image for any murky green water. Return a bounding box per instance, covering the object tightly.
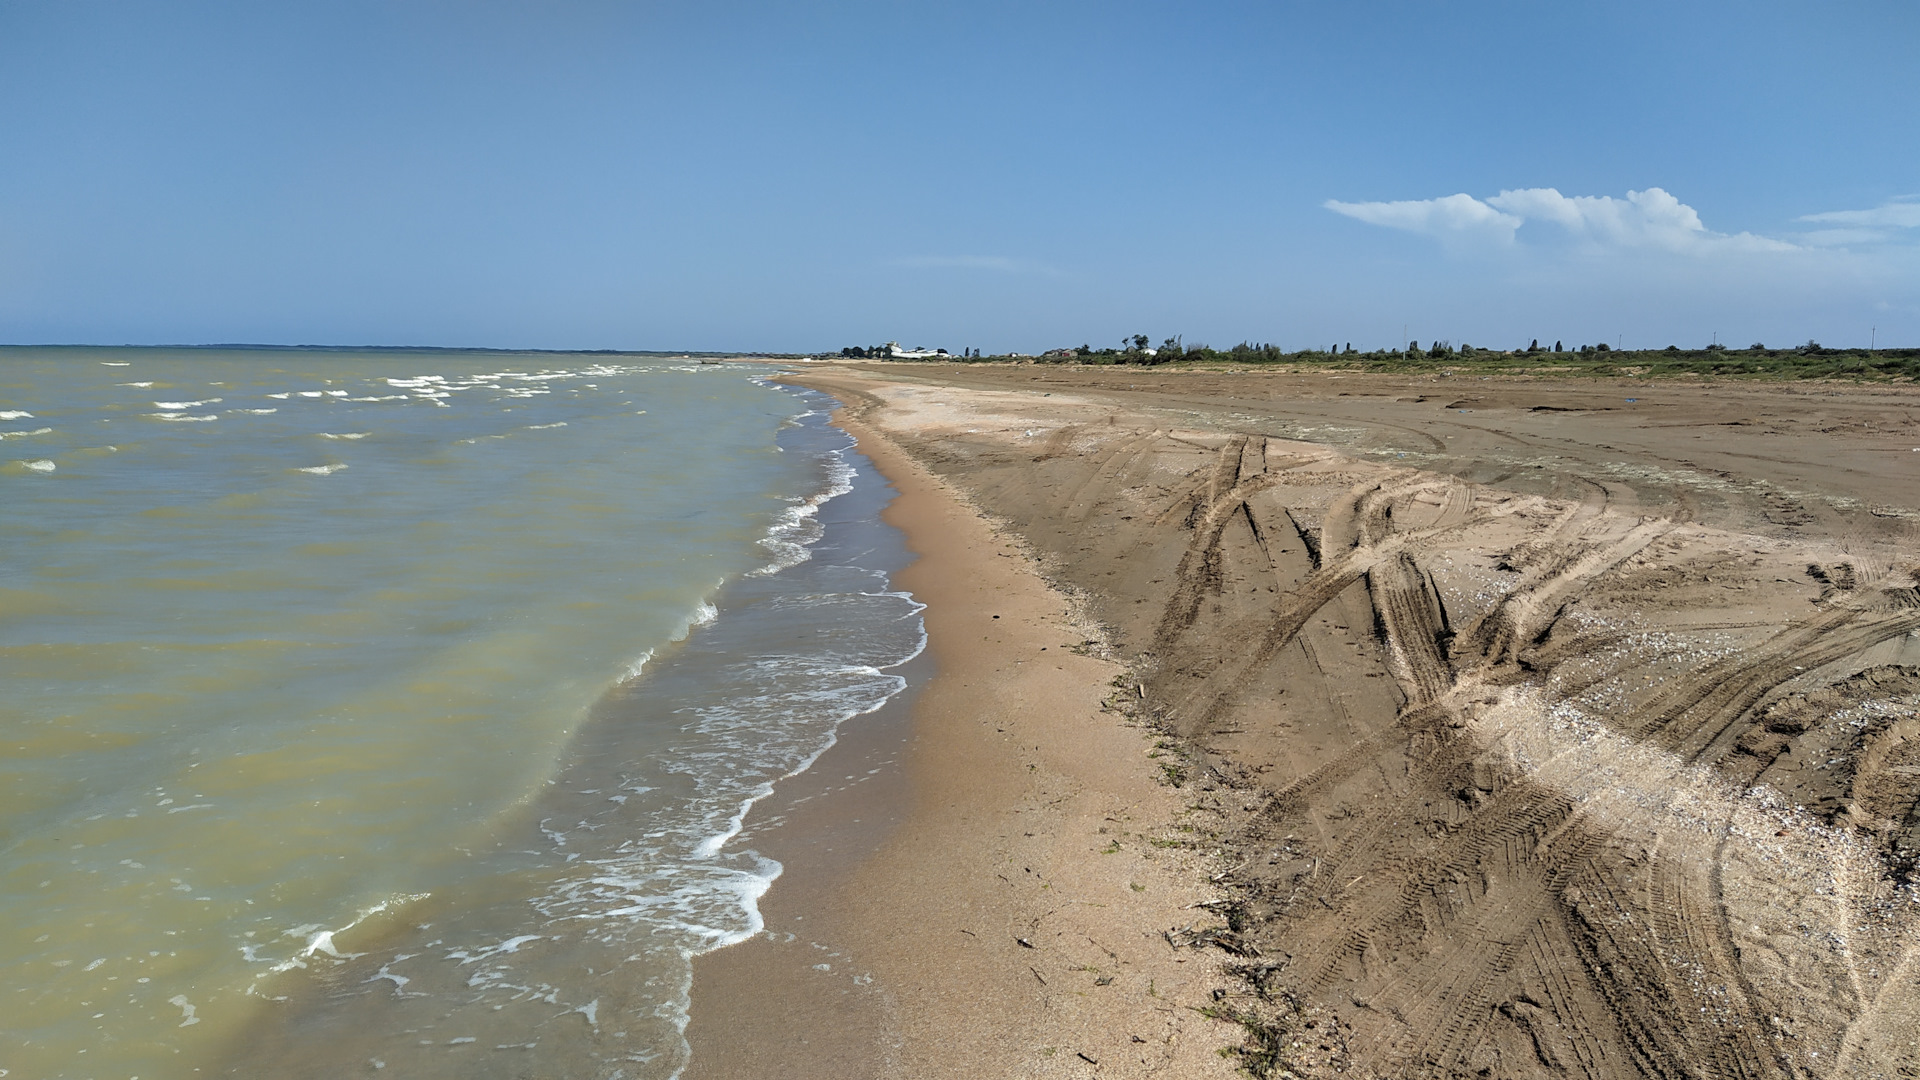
[1,347,922,1078]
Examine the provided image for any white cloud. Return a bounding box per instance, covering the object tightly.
[1797,227,1895,248]
[1323,193,1521,242]
[1489,187,1793,252]
[1797,199,1920,229]
[1328,186,1794,254]
[1789,198,1920,247]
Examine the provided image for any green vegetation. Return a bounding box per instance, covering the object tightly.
[858,336,1920,381]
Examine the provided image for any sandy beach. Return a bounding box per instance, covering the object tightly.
[690,361,1920,1079]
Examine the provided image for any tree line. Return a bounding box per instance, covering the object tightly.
[832,335,1916,379]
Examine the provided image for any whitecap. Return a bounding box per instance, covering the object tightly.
[0,427,53,439]
[100,360,131,366]
[118,381,154,387]
[153,398,221,409]
[302,930,365,960]
[365,961,411,990]
[319,432,370,440]
[621,648,655,682]
[295,464,348,475]
[146,413,219,422]
[23,460,56,473]
[668,600,720,643]
[0,410,33,420]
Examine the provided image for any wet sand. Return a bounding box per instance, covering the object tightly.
[691,362,1920,1079]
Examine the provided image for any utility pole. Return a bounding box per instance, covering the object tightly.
[1871,327,1876,352]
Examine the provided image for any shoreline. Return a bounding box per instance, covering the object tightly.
[203,377,933,1078]
[684,382,1235,1078]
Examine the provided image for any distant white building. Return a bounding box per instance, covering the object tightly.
[885,342,949,359]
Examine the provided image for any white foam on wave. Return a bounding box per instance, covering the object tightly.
[620,648,655,682]
[22,459,56,473]
[751,449,856,576]
[100,361,131,366]
[146,412,219,422]
[643,655,918,948]
[118,381,154,387]
[153,398,221,409]
[250,894,427,987]
[230,408,278,415]
[295,463,348,475]
[523,421,567,430]
[619,591,725,681]
[668,600,721,643]
[0,427,53,439]
[447,934,543,965]
[319,432,370,440]
[0,410,34,420]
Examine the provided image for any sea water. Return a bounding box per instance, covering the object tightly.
[0,347,924,1078]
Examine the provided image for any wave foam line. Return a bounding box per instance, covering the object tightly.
[752,441,858,576]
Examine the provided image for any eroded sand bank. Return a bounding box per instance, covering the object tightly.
[693,363,1920,1079]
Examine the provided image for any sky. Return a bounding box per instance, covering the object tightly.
[2,1,1916,353]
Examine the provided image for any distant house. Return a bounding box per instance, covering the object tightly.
[885,342,949,359]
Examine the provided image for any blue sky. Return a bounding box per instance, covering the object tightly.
[2,1,1915,352]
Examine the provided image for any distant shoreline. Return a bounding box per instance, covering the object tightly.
[6,342,1910,380]
[0,342,813,358]
[838,344,1920,382]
